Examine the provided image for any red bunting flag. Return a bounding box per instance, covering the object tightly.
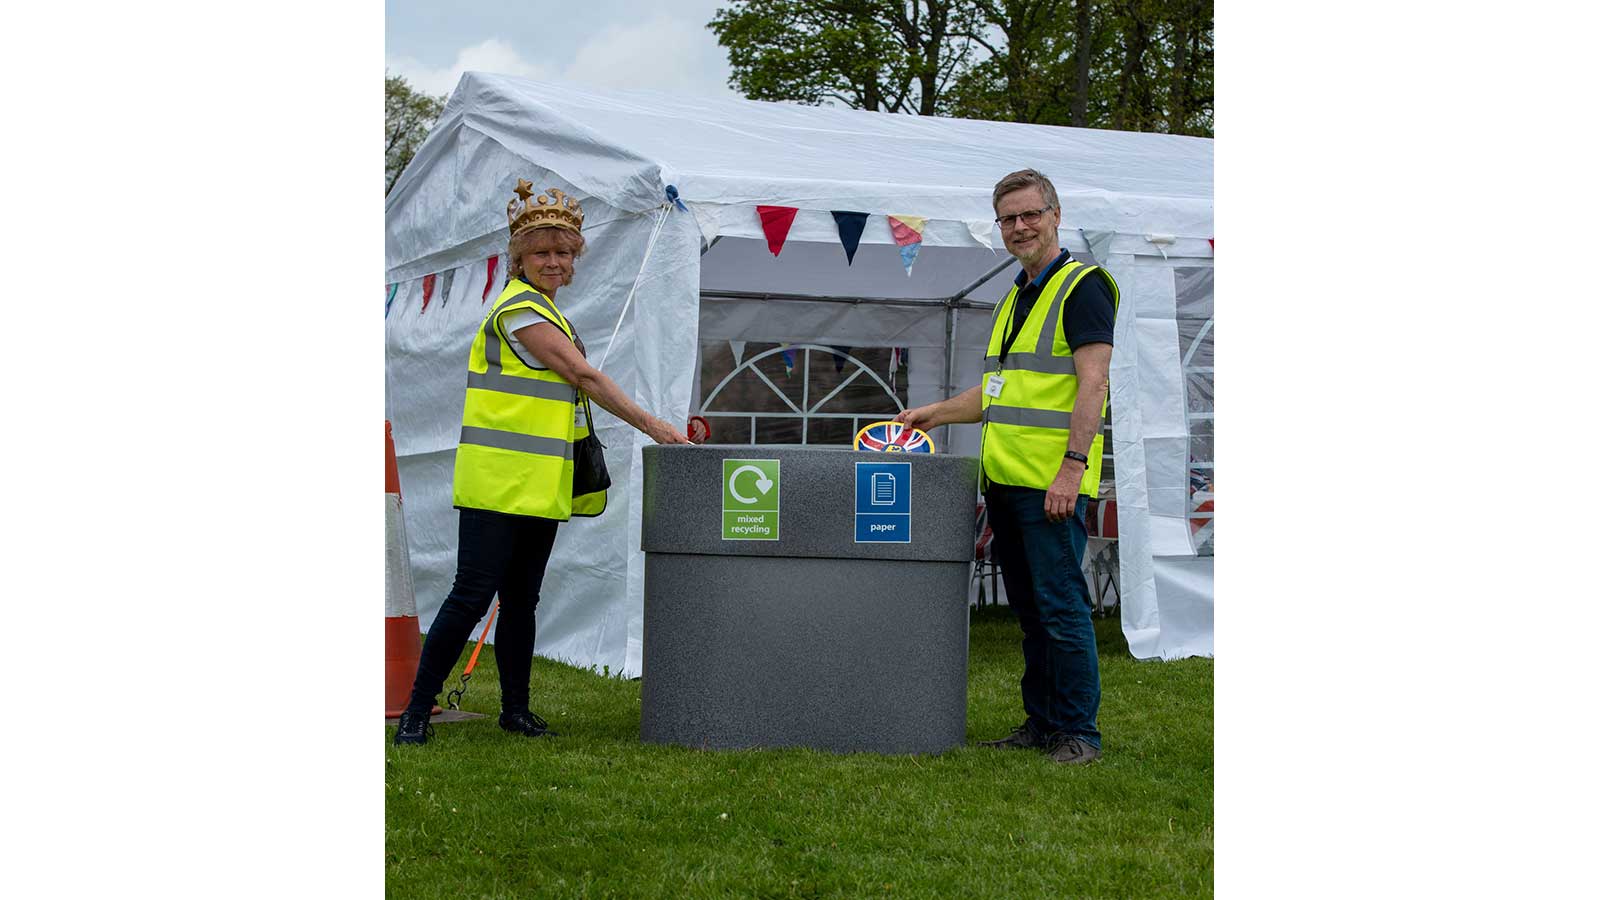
[1208,237,1214,250]
[483,255,499,302]
[420,274,436,315]
[757,205,799,257]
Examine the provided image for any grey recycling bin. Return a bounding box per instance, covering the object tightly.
[639,444,980,754]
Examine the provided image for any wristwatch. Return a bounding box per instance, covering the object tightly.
[1064,450,1089,465]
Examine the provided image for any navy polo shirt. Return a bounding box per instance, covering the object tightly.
[1001,249,1117,359]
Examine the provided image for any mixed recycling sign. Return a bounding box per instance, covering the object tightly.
[722,459,780,540]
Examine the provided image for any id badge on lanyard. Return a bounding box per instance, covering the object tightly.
[984,372,1005,398]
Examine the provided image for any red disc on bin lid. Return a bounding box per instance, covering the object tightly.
[854,421,934,453]
[687,415,711,443]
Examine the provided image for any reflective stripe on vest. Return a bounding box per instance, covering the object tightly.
[979,260,1119,498]
[452,280,607,520]
[458,426,574,460]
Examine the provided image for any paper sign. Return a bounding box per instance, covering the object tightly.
[855,461,911,543]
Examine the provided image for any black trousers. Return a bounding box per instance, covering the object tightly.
[406,506,560,715]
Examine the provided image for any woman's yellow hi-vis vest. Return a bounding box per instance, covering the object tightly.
[980,260,1120,499]
[452,278,607,520]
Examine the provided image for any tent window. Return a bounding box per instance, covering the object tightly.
[1176,266,1215,556]
[697,342,909,446]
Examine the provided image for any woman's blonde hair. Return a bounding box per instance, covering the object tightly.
[507,226,587,283]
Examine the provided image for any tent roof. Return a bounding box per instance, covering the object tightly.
[387,72,1212,278]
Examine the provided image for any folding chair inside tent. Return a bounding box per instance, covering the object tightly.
[972,502,1001,608]
[1086,499,1120,616]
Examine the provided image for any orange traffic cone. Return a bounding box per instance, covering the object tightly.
[385,421,438,718]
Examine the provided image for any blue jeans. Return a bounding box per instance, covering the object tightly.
[406,507,560,716]
[983,485,1101,748]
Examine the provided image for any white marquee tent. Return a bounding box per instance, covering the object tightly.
[385,73,1214,676]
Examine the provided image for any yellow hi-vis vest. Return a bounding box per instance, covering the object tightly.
[980,259,1120,499]
[452,278,607,520]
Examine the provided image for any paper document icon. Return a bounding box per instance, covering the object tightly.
[871,473,896,505]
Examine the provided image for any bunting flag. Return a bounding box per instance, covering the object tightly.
[482,255,499,302]
[831,346,851,374]
[890,347,906,392]
[690,201,721,250]
[385,283,398,318]
[757,205,799,257]
[888,215,926,276]
[1208,237,1215,250]
[420,274,436,315]
[831,211,868,265]
[965,218,997,252]
[439,269,456,309]
[1081,229,1115,268]
[778,343,796,377]
[730,341,746,366]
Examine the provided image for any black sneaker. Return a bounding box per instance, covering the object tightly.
[394,710,433,746]
[498,710,556,737]
[1045,733,1103,765]
[979,721,1043,750]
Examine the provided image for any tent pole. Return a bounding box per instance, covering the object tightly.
[942,300,958,450]
[949,258,1017,303]
[940,257,1012,449]
[700,289,994,310]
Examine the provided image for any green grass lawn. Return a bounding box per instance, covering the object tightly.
[386,606,1213,899]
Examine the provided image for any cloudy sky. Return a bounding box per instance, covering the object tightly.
[386,0,739,100]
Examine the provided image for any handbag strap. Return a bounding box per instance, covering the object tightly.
[579,393,605,448]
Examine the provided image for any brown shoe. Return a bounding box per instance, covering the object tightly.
[1045,734,1103,765]
[979,722,1044,750]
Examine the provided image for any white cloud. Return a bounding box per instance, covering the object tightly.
[387,38,555,98]
[562,14,734,97]
[387,14,735,101]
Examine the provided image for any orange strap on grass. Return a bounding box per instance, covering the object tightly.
[462,600,499,677]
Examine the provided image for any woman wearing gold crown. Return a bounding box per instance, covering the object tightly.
[395,180,691,746]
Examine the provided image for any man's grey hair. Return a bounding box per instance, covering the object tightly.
[992,168,1061,213]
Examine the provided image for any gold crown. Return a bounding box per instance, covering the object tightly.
[507,179,583,237]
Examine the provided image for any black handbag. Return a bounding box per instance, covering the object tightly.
[572,394,611,495]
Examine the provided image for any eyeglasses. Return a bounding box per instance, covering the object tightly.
[994,206,1053,229]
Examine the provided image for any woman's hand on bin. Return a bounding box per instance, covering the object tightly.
[646,416,693,445]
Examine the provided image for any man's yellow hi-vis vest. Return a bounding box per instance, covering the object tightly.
[452,278,607,520]
[980,259,1119,499]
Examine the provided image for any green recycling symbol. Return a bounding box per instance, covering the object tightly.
[722,458,780,540]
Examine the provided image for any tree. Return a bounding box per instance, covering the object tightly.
[386,73,447,195]
[942,1,1076,124]
[709,0,1212,136]
[709,1,983,115]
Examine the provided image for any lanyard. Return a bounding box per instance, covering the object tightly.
[998,289,1031,366]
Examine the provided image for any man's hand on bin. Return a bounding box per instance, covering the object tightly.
[895,405,938,431]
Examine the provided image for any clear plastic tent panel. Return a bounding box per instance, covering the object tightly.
[696,341,910,446]
[1175,267,1214,556]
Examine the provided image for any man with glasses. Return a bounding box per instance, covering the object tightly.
[896,168,1117,764]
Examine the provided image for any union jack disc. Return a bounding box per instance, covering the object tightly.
[854,420,935,453]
